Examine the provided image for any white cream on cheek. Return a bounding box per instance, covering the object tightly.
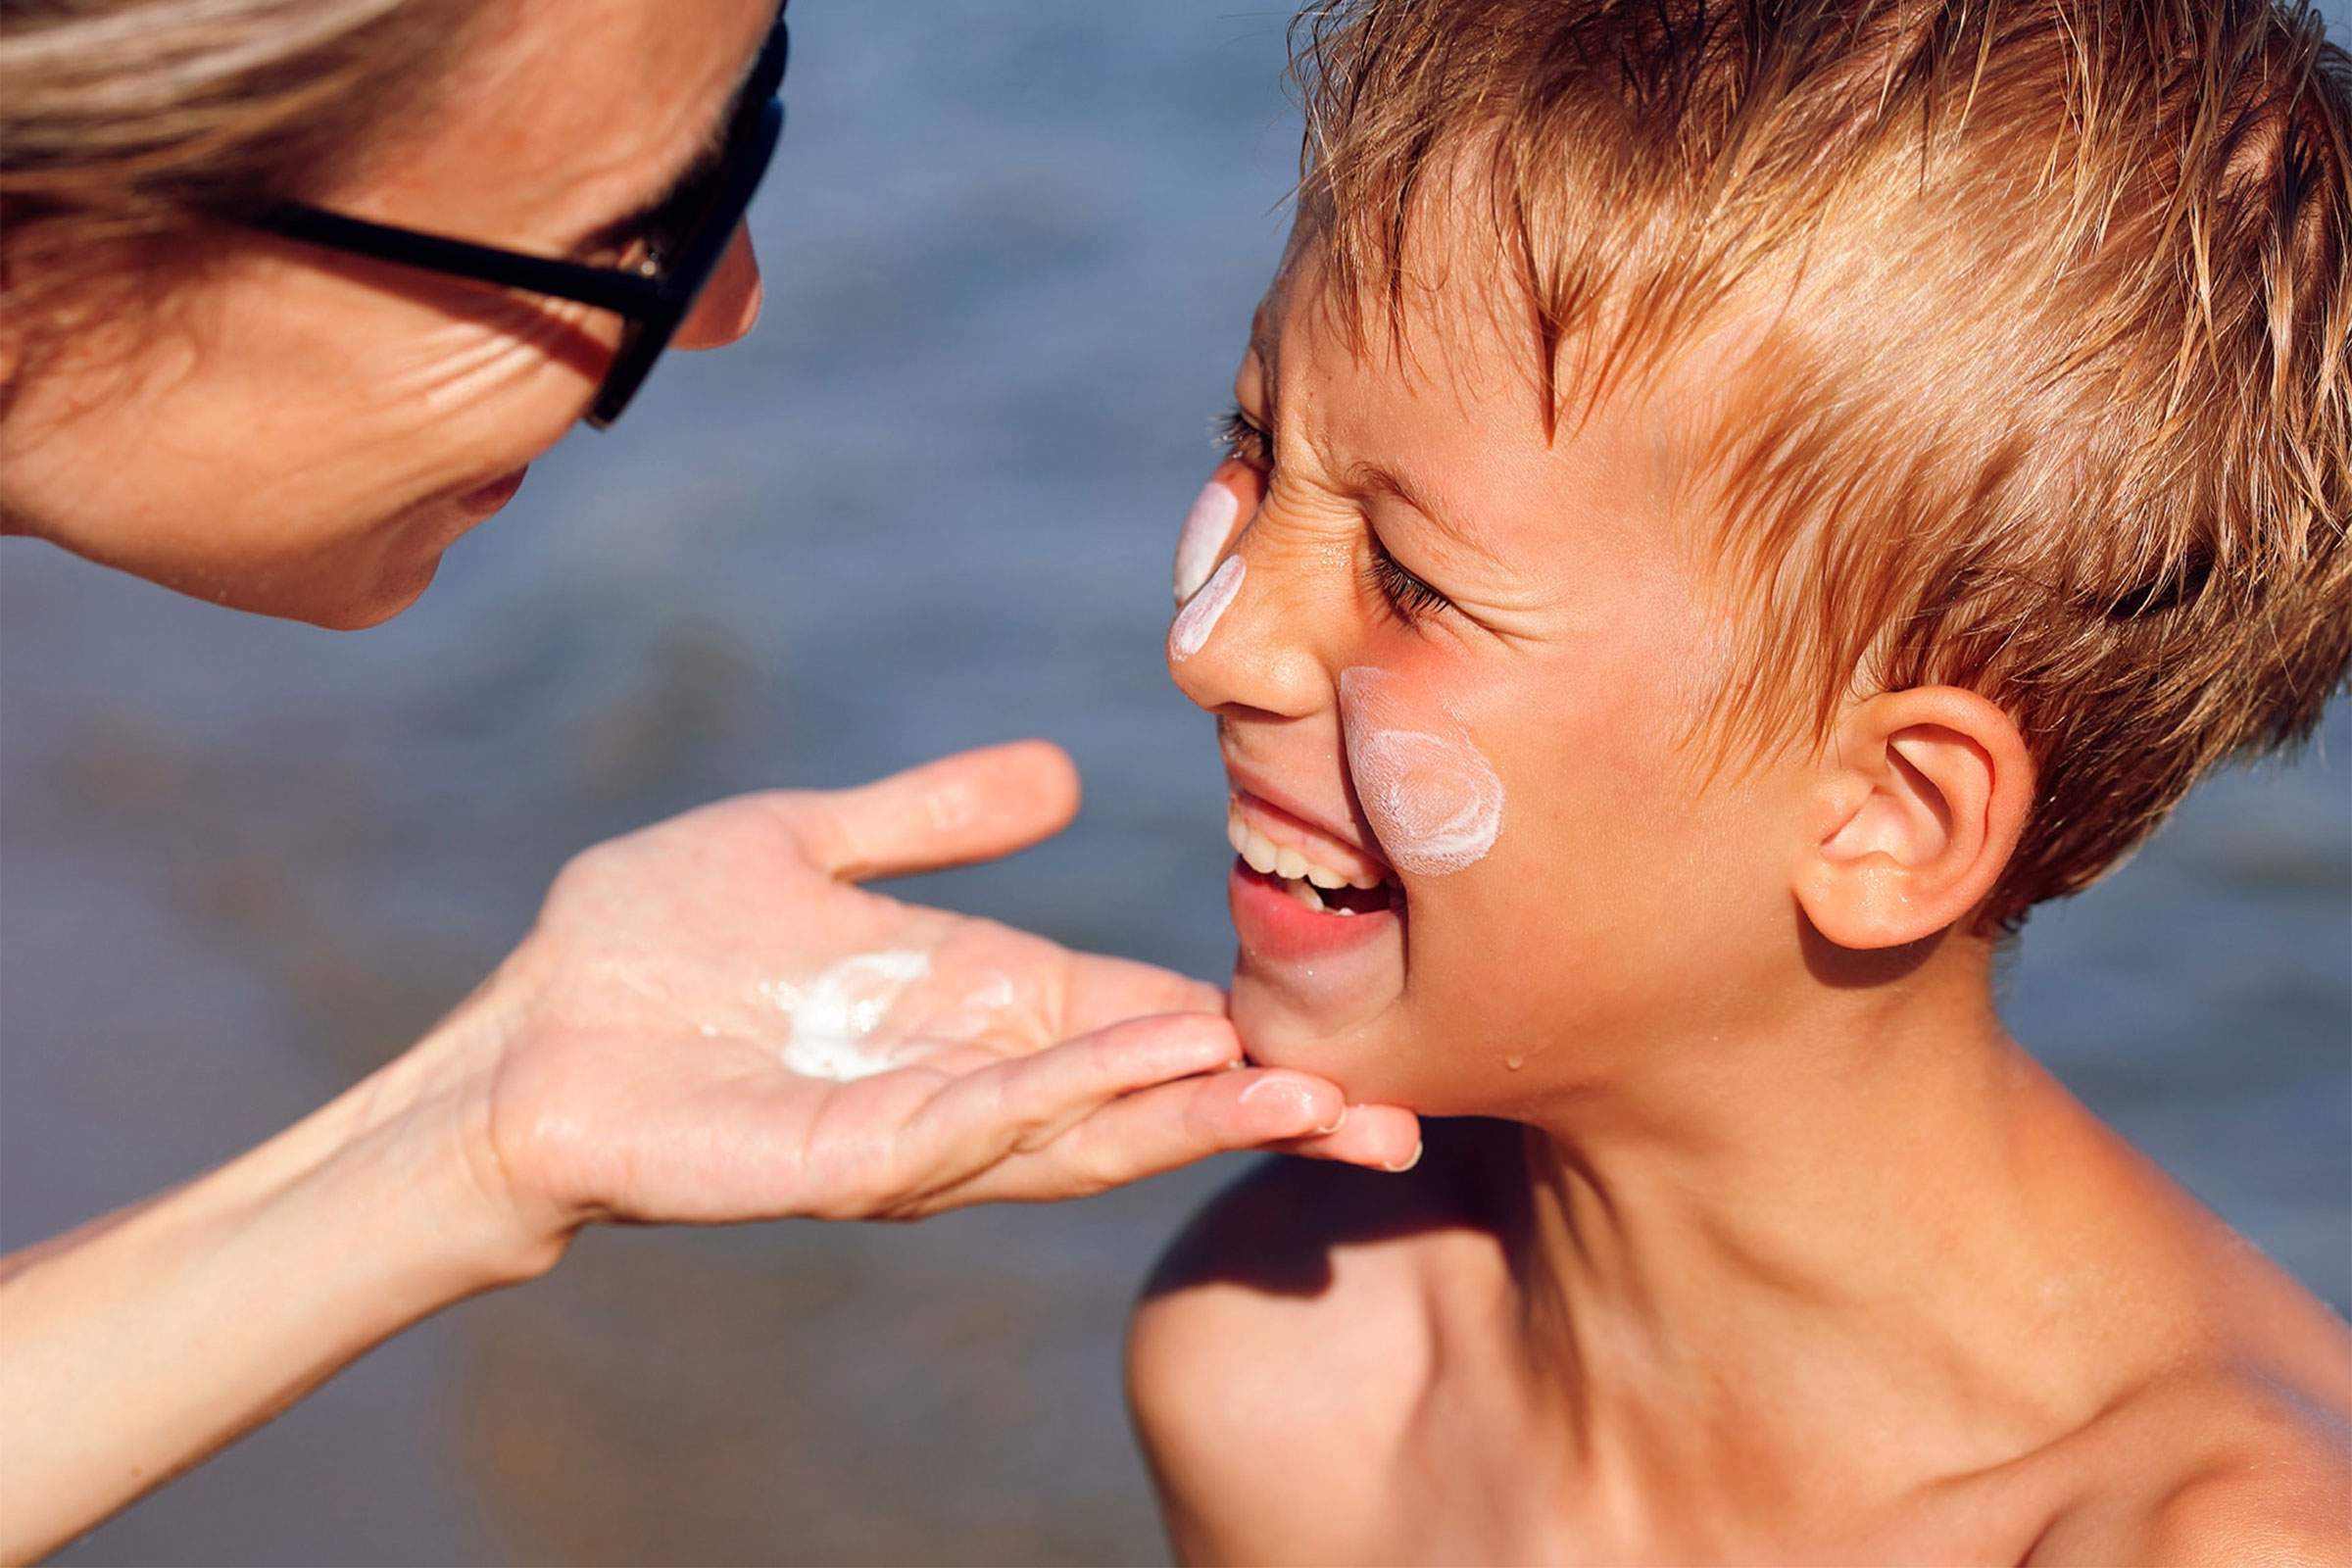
[1338,665,1504,876]
[1174,478,1240,603]
[760,949,933,1081]
[1169,555,1245,662]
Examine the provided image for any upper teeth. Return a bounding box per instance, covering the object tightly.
[1227,806,1386,891]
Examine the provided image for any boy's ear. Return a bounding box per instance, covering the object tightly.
[1792,687,2034,950]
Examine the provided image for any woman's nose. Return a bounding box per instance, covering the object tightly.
[1165,486,1329,721]
[675,225,763,350]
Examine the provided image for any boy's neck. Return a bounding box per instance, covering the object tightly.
[1495,933,2190,1521]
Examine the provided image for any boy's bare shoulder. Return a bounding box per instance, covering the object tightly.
[2026,1352,2352,1565]
[1127,1128,1511,1561]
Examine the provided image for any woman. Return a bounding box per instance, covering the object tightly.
[0,0,1423,1556]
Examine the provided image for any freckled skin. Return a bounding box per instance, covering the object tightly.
[0,0,773,628]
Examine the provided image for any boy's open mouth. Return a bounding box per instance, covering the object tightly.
[1226,794,1403,917]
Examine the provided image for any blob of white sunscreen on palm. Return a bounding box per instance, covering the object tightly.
[763,949,933,1081]
[1169,555,1245,662]
[1174,479,1241,603]
[1339,666,1503,876]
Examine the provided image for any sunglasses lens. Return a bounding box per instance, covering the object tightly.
[587,314,669,428]
[585,101,780,428]
[585,16,785,428]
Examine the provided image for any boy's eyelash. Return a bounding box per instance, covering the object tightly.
[1218,404,1271,468]
[1366,541,1452,623]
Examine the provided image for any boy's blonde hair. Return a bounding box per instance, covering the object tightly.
[1291,0,2352,926]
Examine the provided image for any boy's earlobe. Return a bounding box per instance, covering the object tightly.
[1792,687,2033,950]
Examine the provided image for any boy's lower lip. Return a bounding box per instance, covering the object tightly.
[1228,858,1401,961]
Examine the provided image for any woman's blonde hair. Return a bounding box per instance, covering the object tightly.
[1,0,468,364]
[1292,0,2352,927]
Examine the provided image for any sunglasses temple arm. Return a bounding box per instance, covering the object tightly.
[244,204,671,318]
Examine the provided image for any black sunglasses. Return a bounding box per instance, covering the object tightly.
[240,8,789,429]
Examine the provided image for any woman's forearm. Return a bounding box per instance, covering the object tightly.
[0,1015,558,1563]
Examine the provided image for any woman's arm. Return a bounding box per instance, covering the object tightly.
[1,741,1420,1560]
[0,1028,546,1563]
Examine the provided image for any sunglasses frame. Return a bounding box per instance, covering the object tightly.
[238,9,788,429]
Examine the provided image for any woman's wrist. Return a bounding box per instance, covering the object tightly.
[0,975,565,1560]
[332,949,577,1293]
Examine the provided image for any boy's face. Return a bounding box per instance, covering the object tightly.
[1168,229,1810,1114]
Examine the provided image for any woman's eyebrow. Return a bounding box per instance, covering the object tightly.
[563,120,724,255]
[563,14,774,253]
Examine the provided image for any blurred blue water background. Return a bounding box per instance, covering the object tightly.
[5,4,2347,1563]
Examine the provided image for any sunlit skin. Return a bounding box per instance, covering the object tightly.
[0,4,1428,1555]
[1130,222,2352,1564]
[0,0,770,628]
[1173,245,1809,1121]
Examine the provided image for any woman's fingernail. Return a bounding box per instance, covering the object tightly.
[1381,1142,1423,1174]
[1173,1026,1239,1070]
[1173,478,1240,603]
[1312,1105,1348,1137]
[1237,1074,1323,1128]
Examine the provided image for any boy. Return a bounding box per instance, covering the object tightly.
[1130,0,2352,1561]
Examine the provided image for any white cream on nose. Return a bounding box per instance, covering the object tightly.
[1169,555,1245,662]
[1174,478,1241,603]
[1338,666,1503,876]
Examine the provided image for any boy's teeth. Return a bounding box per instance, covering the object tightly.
[1225,802,1391,905]
[1241,829,1280,875]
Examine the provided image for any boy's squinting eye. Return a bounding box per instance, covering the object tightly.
[1366,538,1453,624]
[1219,404,1272,470]
[1218,403,1452,624]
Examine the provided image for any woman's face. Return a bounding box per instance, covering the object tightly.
[0,0,775,628]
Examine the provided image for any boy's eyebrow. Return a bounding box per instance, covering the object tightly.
[1246,307,1283,400]
[1344,456,1504,566]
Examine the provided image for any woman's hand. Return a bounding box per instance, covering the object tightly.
[0,743,1418,1560]
[441,741,1420,1253]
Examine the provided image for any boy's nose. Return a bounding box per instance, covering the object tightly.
[1166,511,1330,721]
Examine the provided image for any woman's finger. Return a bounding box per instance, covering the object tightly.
[899,1011,1250,1177]
[1272,1102,1423,1171]
[774,740,1082,882]
[941,1065,1352,1205]
[1060,952,1229,1036]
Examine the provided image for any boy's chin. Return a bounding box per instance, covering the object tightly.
[1228,968,1415,1102]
